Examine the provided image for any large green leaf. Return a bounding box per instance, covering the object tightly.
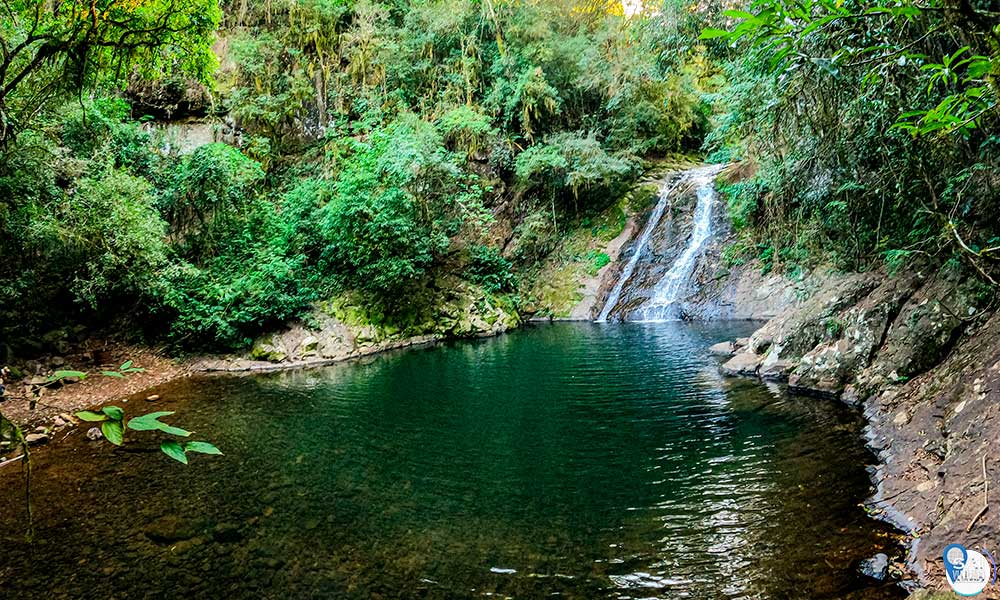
[185,441,223,456]
[102,406,125,421]
[699,28,731,40]
[126,412,191,437]
[161,441,188,464]
[49,370,87,382]
[76,411,107,422]
[101,421,124,446]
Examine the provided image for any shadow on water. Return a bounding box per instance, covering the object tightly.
[0,322,904,599]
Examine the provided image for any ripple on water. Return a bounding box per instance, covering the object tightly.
[0,322,902,600]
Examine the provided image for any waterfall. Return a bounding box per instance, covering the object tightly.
[596,166,721,323]
[595,176,684,322]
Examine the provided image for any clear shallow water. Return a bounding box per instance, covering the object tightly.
[0,322,902,599]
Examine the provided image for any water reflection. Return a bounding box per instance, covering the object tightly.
[0,322,902,599]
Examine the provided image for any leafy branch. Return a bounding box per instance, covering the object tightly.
[76,407,221,464]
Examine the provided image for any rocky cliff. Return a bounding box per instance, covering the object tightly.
[711,261,998,595]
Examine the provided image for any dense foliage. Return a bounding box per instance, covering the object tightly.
[705,0,1000,280]
[10,0,990,354]
[1,0,713,353]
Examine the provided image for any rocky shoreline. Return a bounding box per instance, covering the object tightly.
[705,262,997,597]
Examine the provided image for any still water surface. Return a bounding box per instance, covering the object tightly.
[0,322,901,599]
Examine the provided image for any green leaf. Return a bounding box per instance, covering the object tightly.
[126,411,174,430]
[102,406,125,421]
[185,441,223,456]
[161,440,188,464]
[126,411,191,437]
[76,411,107,422]
[120,360,133,371]
[49,370,87,381]
[101,421,124,446]
[722,9,758,21]
[100,371,125,378]
[699,28,731,40]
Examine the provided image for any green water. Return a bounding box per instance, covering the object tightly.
[0,322,901,599]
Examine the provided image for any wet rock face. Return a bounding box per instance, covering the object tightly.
[713,261,1000,594]
[789,272,924,394]
[717,272,881,383]
[863,310,1000,591]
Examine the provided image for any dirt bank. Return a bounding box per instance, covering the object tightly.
[1,342,191,429]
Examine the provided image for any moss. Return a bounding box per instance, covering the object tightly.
[627,183,661,213]
[591,204,627,242]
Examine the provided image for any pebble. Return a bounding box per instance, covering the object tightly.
[25,433,49,445]
[53,417,66,428]
[86,427,103,441]
[146,394,161,402]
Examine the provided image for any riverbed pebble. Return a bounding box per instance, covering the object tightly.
[86,427,103,441]
[25,433,49,446]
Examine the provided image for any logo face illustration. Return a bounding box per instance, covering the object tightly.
[944,543,996,596]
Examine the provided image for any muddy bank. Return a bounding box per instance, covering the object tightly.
[1,343,190,429]
[711,261,998,596]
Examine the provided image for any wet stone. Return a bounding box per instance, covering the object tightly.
[144,515,199,544]
[25,433,49,445]
[211,523,243,544]
[859,553,889,580]
[708,341,735,357]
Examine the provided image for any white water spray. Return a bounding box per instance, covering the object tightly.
[596,166,722,323]
[595,176,684,322]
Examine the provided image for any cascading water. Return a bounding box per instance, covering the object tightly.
[595,176,685,323]
[596,165,722,323]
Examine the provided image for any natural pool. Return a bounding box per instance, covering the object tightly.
[0,322,902,599]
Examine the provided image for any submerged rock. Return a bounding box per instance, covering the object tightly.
[143,515,199,544]
[859,553,889,580]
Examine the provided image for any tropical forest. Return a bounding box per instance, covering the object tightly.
[0,0,998,598]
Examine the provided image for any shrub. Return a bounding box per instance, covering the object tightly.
[466,245,515,293]
[160,143,265,260]
[155,248,315,351]
[515,131,637,213]
[63,171,169,309]
[319,116,486,305]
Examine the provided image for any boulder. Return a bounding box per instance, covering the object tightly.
[790,272,923,395]
[759,356,796,381]
[721,352,762,377]
[249,335,288,363]
[855,268,980,400]
[298,335,319,355]
[708,341,735,357]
